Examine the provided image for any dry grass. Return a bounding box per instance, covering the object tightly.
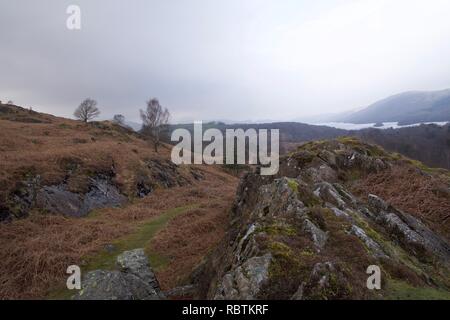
[149,176,237,291]
[0,107,179,200]
[352,165,450,241]
[0,166,238,299]
[0,106,239,299]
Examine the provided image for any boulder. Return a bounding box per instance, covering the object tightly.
[36,176,126,217]
[73,249,164,300]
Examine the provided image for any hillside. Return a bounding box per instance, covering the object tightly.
[336,89,450,125]
[196,138,450,299]
[1,103,449,300]
[164,121,450,170]
[162,122,348,155]
[354,124,450,169]
[0,103,238,299]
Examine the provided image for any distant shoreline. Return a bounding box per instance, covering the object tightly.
[311,121,449,131]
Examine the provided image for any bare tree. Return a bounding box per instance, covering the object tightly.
[74,98,100,122]
[113,114,126,126]
[140,98,170,152]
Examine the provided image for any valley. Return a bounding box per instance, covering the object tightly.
[3,0,450,306]
[0,102,449,300]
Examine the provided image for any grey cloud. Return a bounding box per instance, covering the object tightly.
[1,0,450,123]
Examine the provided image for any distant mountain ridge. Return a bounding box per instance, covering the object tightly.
[335,89,450,125]
[163,121,450,170]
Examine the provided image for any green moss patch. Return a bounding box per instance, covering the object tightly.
[257,223,297,237]
[385,279,450,300]
[47,205,195,299]
[287,178,299,193]
[85,205,195,271]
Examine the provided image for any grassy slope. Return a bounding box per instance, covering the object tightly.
[0,104,239,299]
[386,280,450,300]
[47,205,196,299]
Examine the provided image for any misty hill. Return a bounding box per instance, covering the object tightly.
[335,89,450,125]
[163,121,450,170]
[2,103,450,300]
[162,122,347,154]
[164,121,347,141]
[354,124,450,170]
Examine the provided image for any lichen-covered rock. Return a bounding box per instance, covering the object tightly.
[214,254,272,300]
[303,218,328,250]
[36,176,126,217]
[368,197,450,263]
[164,284,197,299]
[73,249,164,300]
[349,225,387,259]
[197,139,450,300]
[313,182,347,209]
[299,262,352,300]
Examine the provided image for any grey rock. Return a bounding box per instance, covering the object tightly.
[313,182,346,209]
[304,219,328,251]
[318,150,337,167]
[255,178,307,219]
[350,225,387,259]
[214,254,272,300]
[74,270,134,300]
[328,206,350,218]
[165,284,197,299]
[36,176,126,217]
[368,194,450,263]
[73,249,164,300]
[368,194,389,212]
[290,283,305,300]
[116,249,161,292]
[199,140,450,300]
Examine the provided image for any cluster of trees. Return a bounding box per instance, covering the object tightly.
[73,97,170,152]
[354,124,450,169]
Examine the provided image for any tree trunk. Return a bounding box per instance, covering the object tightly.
[153,135,159,153]
[153,129,159,153]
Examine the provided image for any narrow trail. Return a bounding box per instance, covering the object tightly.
[1,165,238,299]
[48,205,197,299]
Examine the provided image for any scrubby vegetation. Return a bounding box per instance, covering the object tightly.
[1,103,449,301]
[204,137,450,300]
[0,104,238,299]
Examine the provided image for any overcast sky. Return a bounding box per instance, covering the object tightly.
[1,0,450,123]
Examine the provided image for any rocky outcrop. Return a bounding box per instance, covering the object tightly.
[74,249,164,300]
[2,160,205,221]
[36,176,126,217]
[214,254,272,300]
[4,174,126,219]
[367,194,450,262]
[197,138,450,300]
